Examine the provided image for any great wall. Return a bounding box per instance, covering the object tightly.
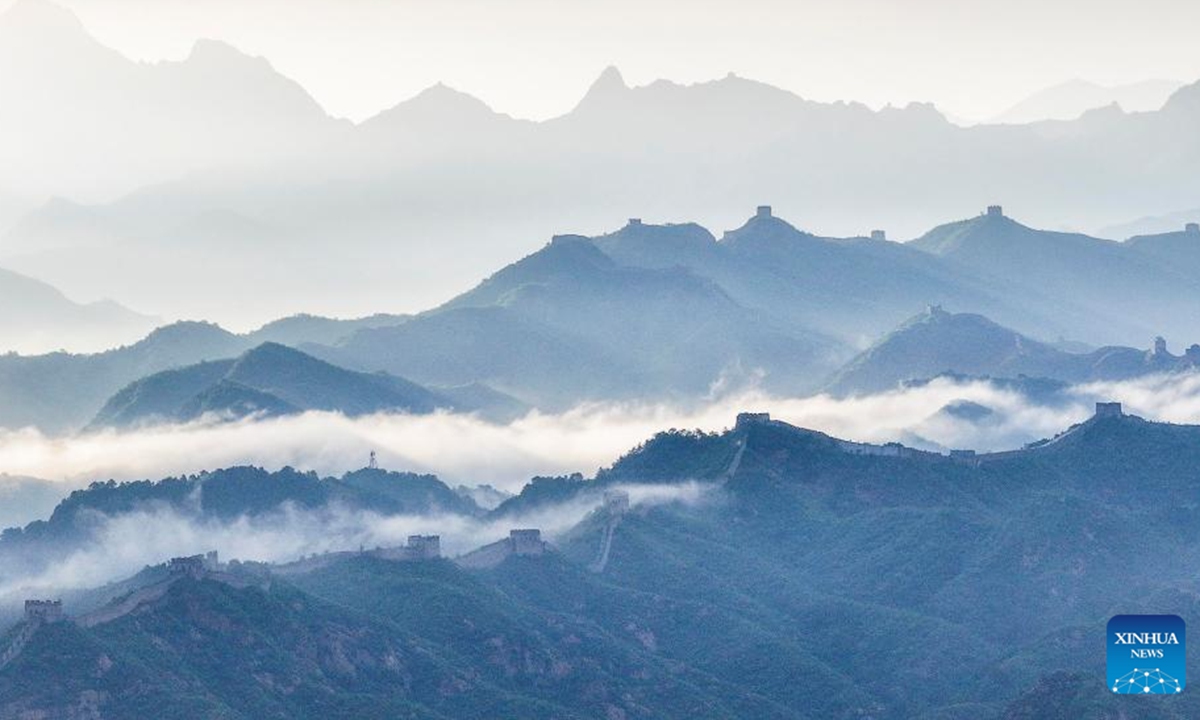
[0,520,598,669]
[588,490,631,573]
[0,403,1126,670]
[734,399,1129,465]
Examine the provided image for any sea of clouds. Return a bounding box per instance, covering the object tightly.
[0,375,1100,491]
[0,480,713,603]
[3,372,1199,602]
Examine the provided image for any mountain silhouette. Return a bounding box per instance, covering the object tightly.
[909,207,1200,342]
[7,410,1200,717]
[90,342,452,428]
[825,306,1197,396]
[0,265,155,354]
[7,9,1200,327]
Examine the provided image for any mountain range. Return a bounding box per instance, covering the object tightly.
[7,207,1200,433]
[0,317,406,433]
[89,343,454,428]
[5,1,1200,325]
[0,475,63,531]
[0,266,155,354]
[3,408,1200,718]
[827,305,1199,396]
[0,464,480,591]
[987,78,1182,124]
[909,208,1200,343]
[0,0,342,205]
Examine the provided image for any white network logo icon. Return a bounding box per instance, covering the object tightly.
[1112,667,1183,694]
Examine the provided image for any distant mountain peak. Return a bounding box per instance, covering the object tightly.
[528,233,615,270]
[1161,78,1200,115]
[185,37,259,65]
[880,100,949,123]
[989,78,1183,123]
[906,205,1036,256]
[721,205,814,244]
[0,0,83,33]
[365,81,500,127]
[413,81,479,103]
[235,340,301,362]
[135,320,236,347]
[610,217,715,241]
[591,65,627,92]
[1077,101,1126,120]
[572,65,629,113]
[0,0,111,60]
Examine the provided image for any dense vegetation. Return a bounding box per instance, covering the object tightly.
[4,412,1200,718]
[0,466,480,587]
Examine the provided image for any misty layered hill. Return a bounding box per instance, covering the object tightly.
[0,265,155,354]
[12,206,1200,434]
[90,342,449,428]
[593,210,1070,344]
[0,0,343,204]
[1104,208,1200,238]
[0,465,477,585]
[11,205,1200,433]
[0,314,412,433]
[559,410,1200,717]
[306,208,1200,408]
[6,410,1200,717]
[0,559,858,720]
[908,207,1200,342]
[988,78,1181,124]
[322,232,838,406]
[825,306,1199,396]
[0,321,248,432]
[246,313,407,347]
[0,475,64,531]
[8,3,1200,328]
[1125,222,1200,270]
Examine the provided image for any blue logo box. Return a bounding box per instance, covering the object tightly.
[1108,615,1185,694]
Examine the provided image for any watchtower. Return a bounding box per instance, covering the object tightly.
[603,490,631,515]
[24,600,63,624]
[870,230,887,241]
[406,535,441,559]
[168,555,206,578]
[1094,402,1123,419]
[1187,222,1199,235]
[756,205,772,219]
[986,205,1004,217]
[735,412,771,429]
[510,529,545,556]
[628,218,642,227]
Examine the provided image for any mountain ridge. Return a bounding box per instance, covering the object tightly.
[89,342,450,428]
[7,4,1200,323]
[6,407,1200,717]
[825,305,1197,396]
[0,265,156,354]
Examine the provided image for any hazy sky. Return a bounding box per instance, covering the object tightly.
[24,0,1200,123]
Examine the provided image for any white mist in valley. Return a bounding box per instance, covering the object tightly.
[0,480,713,601]
[10,372,1195,599]
[7,372,1199,493]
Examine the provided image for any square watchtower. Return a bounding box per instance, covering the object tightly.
[24,600,63,624]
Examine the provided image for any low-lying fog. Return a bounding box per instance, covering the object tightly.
[2,371,1199,602]
[6,373,1193,491]
[0,481,712,602]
